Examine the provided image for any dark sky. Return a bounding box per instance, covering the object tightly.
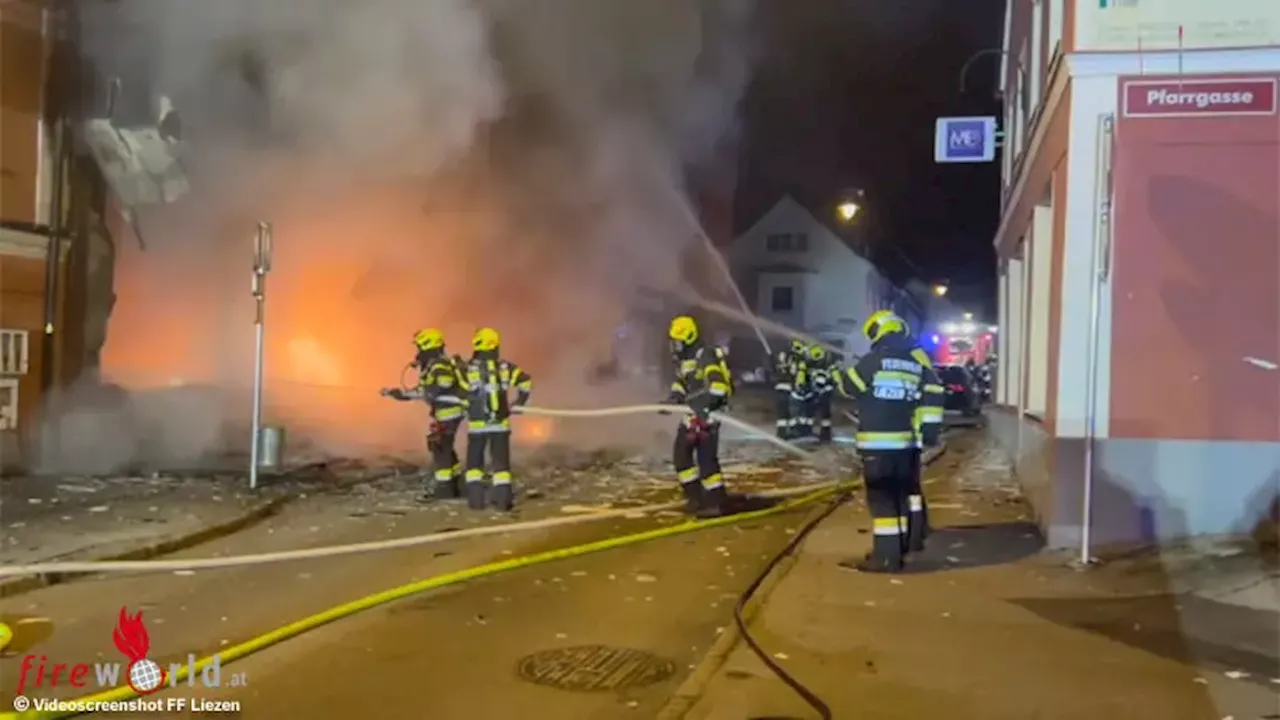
[735,0,1006,319]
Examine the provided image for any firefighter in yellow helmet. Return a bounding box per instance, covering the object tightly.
[665,315,734,517]
[805,343,836,444]
[833,309,944,571]
[458,327,533,511]
[381,328,465,500]
[789,339,814,438]
[770,342,799,438]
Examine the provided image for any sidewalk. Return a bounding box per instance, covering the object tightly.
[0,434,812,598]
[0,460,413,596]
[673,435,1280,720]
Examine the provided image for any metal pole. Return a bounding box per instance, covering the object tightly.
[40,5,68,395]
[249,222,272,489]
[1015,253,1028,463]
[1080,114,1114,566]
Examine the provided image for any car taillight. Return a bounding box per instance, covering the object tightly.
[948,384,966,392]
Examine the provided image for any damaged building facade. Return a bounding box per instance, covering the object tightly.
[1,0,183,470]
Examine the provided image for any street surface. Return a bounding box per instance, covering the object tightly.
[0,432,841,718]
[4,424,1273,720]
[684,433,1279,720]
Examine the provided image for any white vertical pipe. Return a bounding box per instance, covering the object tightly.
[249,222,271,490]
[1081,114,1114,565]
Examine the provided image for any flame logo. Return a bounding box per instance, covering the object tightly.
[112,607,151,661]
[112,607,167,694]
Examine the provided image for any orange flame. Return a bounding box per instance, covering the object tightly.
[111,607,151,661]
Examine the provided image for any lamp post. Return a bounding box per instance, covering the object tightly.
[249,222,272,490]
[933,284,948,297]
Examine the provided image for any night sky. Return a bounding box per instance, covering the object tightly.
[736,0,1006,319]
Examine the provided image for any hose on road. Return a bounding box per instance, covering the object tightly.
[0,403,837,580]
[2,484,848,720]
[0,401,886,719]
[733,492,845,720]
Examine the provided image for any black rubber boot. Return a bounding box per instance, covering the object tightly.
[839,551,904,574]
[433,477,461,500]
[696,485,728,519]
[818,426,833,445]
[465,481,487,510]
[680,481,703,514]
[489,483,514,512]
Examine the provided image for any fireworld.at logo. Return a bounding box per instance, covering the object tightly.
[13,607,246,696]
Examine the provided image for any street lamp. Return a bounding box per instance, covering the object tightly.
[963,312,973,321]
[933,284,948,297]
[835,187,866,224]
[836,200,861,222]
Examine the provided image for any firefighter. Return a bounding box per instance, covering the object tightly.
[459,327,533,511]
[833,310,944,571]
[789,340,814,438]
[380,328,465,500]
[908,334,946,552]
[805,344,836,444]
[771,344,797,438]
[666,316,733,517]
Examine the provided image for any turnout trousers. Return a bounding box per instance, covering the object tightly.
[813,392,833,444]
[859,449,916,572]
[673,421,728,516]
[790,395,813,437]
[464,427,514,511]
[905,448,931,551]
[427,418,463,499]
[773,387,793,438]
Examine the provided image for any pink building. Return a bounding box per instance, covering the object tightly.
[991,0,1279,549]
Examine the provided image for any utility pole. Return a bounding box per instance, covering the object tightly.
[248,222,272,490]
[39,0,73,397]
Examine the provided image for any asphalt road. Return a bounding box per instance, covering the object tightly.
[157,516,804,719]
[0,444,830,719]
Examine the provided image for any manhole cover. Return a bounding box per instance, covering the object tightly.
[516,645,675,691]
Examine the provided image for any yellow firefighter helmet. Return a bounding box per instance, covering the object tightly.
[668,316,699,345]
[863,309,908,343]
[413,328,445,351]
[472,327,501,352]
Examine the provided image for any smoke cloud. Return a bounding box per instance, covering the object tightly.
[40,0,756,472]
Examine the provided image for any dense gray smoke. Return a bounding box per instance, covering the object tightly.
[40,0,755,472]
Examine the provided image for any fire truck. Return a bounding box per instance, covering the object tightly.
[932,322,996,366]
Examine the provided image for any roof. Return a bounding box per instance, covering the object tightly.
[737,194,872,262]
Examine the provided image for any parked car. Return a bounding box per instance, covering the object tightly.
[937,365,982,417]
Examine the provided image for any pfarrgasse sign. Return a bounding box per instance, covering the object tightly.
[1122,78,1278,117]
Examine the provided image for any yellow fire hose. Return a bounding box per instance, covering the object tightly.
[1,483,844,719]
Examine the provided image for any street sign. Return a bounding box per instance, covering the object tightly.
[1122,78,1278,118]
[933,116,998,164]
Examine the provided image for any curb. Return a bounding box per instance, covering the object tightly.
[0,462,400,599]
[0,497,290,600]
[654,442,949,719]
[654,502,823,720]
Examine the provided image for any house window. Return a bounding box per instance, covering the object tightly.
[766,233,808,252]
[770,286,794,312]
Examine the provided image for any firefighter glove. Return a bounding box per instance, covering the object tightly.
[381,388,408,401]
[685,417,709,443]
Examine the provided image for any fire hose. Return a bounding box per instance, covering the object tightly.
[0,403,832,580]
[0,402,942,720]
